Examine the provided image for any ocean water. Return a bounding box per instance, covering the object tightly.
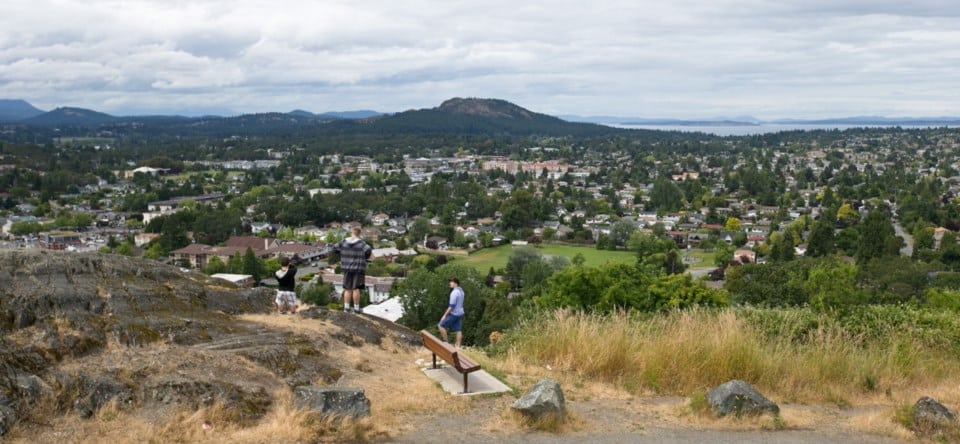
[611,123,960,136]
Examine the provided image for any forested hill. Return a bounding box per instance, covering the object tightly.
[0,98,630,142]
[327,97,622,137]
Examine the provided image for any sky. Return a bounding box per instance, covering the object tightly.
[2,0,959,119]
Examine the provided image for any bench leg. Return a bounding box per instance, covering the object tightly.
[463,373,469,393]
[432,353,438,369]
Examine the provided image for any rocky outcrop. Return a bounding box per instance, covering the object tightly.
[705,379,779,417]
[293,387,371,417]
[511,378,566,423]
[0,251,419,438]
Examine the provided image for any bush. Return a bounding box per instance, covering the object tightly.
[925,288,960,312]
[299,282,334,306]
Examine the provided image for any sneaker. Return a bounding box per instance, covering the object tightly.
[279,310,287,315]
[343,306,351,313]
[354,305,362,313]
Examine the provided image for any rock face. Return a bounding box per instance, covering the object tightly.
[511,378,566,422]
[0,250,418,437]
[293,387,371,417]
[913,396,956,432]
[705,379,779,417]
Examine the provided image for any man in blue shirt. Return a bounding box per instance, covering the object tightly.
[438,277,465,348]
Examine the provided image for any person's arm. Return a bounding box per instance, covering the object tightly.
[440,292,455,322]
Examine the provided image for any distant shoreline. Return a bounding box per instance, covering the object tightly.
[609,123,960,136]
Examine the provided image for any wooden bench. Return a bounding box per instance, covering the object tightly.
[420,330,481,393]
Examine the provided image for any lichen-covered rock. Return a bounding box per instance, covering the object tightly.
[511,378,566,422]
[51,373,135,418]
[706,379,779,417]
[294,386,371,417]
[914,396,956,433]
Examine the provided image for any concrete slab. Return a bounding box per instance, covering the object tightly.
[420,363,513,396]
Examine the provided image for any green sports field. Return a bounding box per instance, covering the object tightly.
[456,244,637,272]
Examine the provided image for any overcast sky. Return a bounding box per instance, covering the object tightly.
[2,0,959,119]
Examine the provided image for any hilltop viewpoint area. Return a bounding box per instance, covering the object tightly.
[0,250,957,443]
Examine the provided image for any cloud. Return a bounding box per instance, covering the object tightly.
[0,0,958,118]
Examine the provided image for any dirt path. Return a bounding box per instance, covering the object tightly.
[385,391,909,443]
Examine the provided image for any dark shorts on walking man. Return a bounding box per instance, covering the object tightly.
[439,313,463,332]
[343,270,366,290]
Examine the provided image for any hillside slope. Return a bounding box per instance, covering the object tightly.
[0,251,914,443]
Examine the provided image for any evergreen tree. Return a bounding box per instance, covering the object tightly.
[242,247,262,282]
[228,252,243,274]
[806,208,837,257]
[857,209,897,263]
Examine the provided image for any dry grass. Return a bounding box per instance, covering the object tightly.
[13,306,958,442]
[505,308,960,404]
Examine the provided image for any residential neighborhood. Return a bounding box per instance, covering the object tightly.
[3,126,960,321]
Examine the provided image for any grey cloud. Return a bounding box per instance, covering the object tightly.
[1,0,958,118]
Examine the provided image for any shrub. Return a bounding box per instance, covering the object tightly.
[299,282,333,306]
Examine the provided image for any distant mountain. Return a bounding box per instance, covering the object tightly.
[0,99,45,122]
[320,110,382,119]
[336,97,618,136]
[288,109,383,120]
[287,109,317,118]
[23,107,115,125]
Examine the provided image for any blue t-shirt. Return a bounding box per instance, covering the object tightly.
[449,286,465,316]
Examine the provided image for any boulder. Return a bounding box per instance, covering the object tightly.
[914,396,956,432]
[705,379,779,417]
[293,387,371,417]
[511,378,566,422]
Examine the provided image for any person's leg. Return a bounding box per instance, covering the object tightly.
[452,315,463,348]
[438,324,448,342]
[287,292,298,313]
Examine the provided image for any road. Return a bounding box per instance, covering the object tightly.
[892,219,913,257]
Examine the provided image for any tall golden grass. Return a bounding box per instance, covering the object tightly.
[504,308,960,403]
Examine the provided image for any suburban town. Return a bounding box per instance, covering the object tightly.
[3,125,960,325]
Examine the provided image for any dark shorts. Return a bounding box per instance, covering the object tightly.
[439,314,463,333]
[343,270,366,290]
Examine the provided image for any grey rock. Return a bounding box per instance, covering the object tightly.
[511,378,566,422]
[914,396,956,431]
[15,374,48,407]
[293,386,371,417]
[142,379,271,420]
[706,379,779,417]
[61,375,135,418]
[0,402,16,437]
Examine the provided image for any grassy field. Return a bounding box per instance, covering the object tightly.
[685,249,716,268]
[456,244,637,272]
